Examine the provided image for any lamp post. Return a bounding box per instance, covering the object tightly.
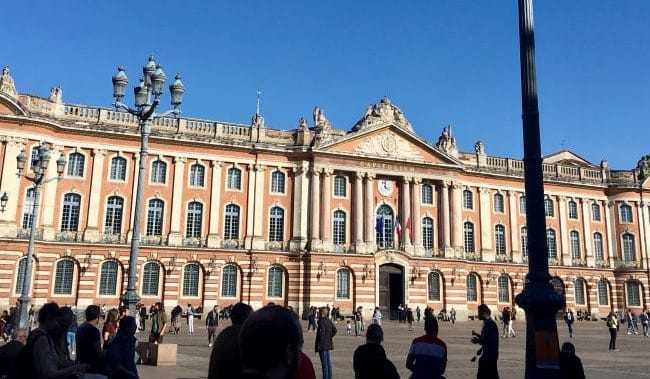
[15,143,67,329]
[112,56,185,316]
[0,192,8,212]
[514,0,565,377]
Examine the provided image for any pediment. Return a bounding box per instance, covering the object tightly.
[543,150,597,168]
[317,124,460,165]
[0,92,27,116]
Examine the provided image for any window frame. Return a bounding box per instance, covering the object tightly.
[189,163,205,187]
[104,196,124,236]
[568,200,578,220]
[494,224,506,255]
[544,198,555,217]
[150,159,167,184]
[332,210,346,245]
[98,260,119,296]
[146,199,164,236]
[427,271,441,301]
[185,201,203,239]
[67,152,85,177]
[269,206,284,242]
[221,265,238,298]
[593,232,604,261]
[546,229,557,258]
[464,222,475,253]
[466,273,478,302]
[519,195,527,214]
[569,230,581,260]
[497,275,510,303]
[141,261,161,296]
[626,281,641,307]
[52,259,75,295]
[598,279,609,306]
[422,217,434,251]
[591,203,601,221]
[267,265,284,298]
[182,263,201,297]
[109,156,127,181]
[22,188,36,230]
[224,204,240,240]
[61,193,81,232]
[620,204,633,223]
[493,193,505,213]
[333,175,347,198]
[622,233,636,262]
[270,170,286,194]
[336,268,351,299]
[421,184,433,205]
[463,189,473,210]
[520,226,528,258]
[574,278,586,305]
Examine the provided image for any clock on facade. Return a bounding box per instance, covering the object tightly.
[378,179,393,196]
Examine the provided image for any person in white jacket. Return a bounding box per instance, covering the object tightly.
[186,304,195,334]
[372,307,382,326]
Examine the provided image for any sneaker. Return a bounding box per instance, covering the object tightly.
[209,343,212,347]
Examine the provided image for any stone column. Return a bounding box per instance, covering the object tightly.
[40,144,64,240]
[0,137,25,238]
[479,187,493,261]
[605,201,617,268]
[450,181,463,255]
[637,200,648,269]
[508,191,520,263]
[558,196,569,265]
[309,167,321,250]
[364,173,376,252]
[127,152,140,242]
[581,198,594,267]
[354,172,364,251]
[321,169,332,251]
[251,164,266,250]
[401,176,412,249]
[167,156,186,246]
[439,181,451,256]
[411,177,422,256]
[290,162,310,251]
[207,160,223,248]
[83,149,106,242]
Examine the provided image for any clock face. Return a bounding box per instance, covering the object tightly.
[378,179,393,196]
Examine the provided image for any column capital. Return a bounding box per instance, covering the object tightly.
[322,168,334,176]
[6,136,26,149]
[365,172,376,181]
[356,172,366,180]
[402,176,412,184]
[479,187,491,195]
[173,156,187,164]
[450,180,462,189]
[558,196,567,203]
[255,164,266,172]
[310,167,321,176]
[412,176,422,185]
[211,160,223,168]
[92,148,106,157]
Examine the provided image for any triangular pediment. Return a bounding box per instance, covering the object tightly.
[543,150,597,168]
[317,123,460,165]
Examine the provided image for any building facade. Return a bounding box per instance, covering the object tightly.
[0,66,649,320]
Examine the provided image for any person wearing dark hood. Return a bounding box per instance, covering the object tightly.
[558,342,585,379]
[353,324,399,379]
[105,315,139,379]
[208,302,253,379]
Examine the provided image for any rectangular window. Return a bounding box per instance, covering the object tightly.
[336,270,350,299]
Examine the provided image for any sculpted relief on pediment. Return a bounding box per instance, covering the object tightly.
[354,132,423,161]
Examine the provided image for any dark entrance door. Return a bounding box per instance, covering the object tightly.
[379,263,404,320]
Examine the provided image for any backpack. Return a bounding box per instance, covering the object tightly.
[15,328,49,379]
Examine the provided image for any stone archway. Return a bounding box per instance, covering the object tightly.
[378,263,404,320]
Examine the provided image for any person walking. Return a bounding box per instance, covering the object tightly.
[564,308,575,338]
[315,308,337,379]
[607,311,619,351]
[406,316,447,379]
[640,310,649,337]
[138,304,147,332]
[450,308,456,325]
[354,309,362,337]
[75,305,105,376]
[471,304,500,379]
[507,308,516,338]
[206,305,219,347]
[501,307,510,338]
[416,306,421,322]
[186,304,195,334]
[406,307,415,331]
[372,307,382,326]
[149,302,168,344]
[353,324,399,379]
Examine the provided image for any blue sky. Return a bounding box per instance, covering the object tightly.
[4,1,649,169]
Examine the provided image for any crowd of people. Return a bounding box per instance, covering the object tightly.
[0,300,594,379]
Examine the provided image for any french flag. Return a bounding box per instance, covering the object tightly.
[395,217,402,238]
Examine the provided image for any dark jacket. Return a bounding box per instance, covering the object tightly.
[315,318,337,352]
[353,343,400,379]
[0,340,24,378]
[105,330,138,379]
[208,325,243,379]
[559,352,585,379]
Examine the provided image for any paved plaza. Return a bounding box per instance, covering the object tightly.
[137,318,650,379]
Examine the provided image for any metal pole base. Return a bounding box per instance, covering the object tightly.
[121,289,141,318]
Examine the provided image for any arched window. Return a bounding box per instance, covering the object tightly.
[376,205,394,249]
[142,262,160,296]
[544,198,554,217]
[222,265,238,297]
[574,278,586,305]
[185,201,203,238]
[224,204,240,240]
[15,257,32,294]
[519,196,527,214]
[428,272,441,301]
[226,167,242,190]
[333,210,346,245]
[593,232,604,261]
[421,184,433,205]
[591,203,601,221]
[146,199,164,236]
[494,225,506,255]
[626,281,641,307]
[546,229,557,258]
[336,268,350,299]
[620,204,633,223]
[568,200,578,219]
[110,156,127,181]
[493,193,504,213]
[22,188,35,230]
[497,275,510,303]
[466,273,478,302]
[622,233,636,261]
[598,279,609,306]
[189,164,205,187]
[464,222,475,253]
[333,175,347,197]
[463,190,473,210]
[99,261,119,296]
[61,193,81,232]
[67,152,85,177]
[151,160,167,184]
[182,264,200,297]
[269,207,284,242]
[520,227,528,258]
[53,259,75,295]
[271,171,285,193]
[570,231,581,260]
[267,266,284,298]
[104,196,124,235]
[422,217,434,252]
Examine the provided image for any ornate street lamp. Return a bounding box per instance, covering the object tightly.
[514,0,565,377]
[111,55,185,316]
[0,192,8,212]
[16,142,66,329]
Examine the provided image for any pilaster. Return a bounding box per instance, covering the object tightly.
[605,201,617,268]
[0,137,25,237]
[207,161,223,248]
[289,162,309,251]
[479,187,493,261]
[309,167,322,250]
[401,176,412,250]
[83,148,106,242]
[167,156,186,246]
[581,198,594,267]
[127,153,140,242]
[354,172,364,252]
[558,196,569,265]
[321,169,333,251]
[508,191,521,263]
[364,173,376,253]
[251,164,266,250]
[439,181,451,257]
[450,181,463,252]
[40,144,64,240]
[411,177,423,256]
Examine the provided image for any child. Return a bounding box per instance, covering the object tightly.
[346,319,352,335]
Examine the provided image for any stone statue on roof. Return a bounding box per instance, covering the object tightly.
[474,140,485,155]
[436,125,458,157]
[0,66,17,98]
[312,106,332,146]
[352,96,412,132]
[637,154,650,181]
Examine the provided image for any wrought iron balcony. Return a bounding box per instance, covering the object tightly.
[102,233,126,244]
[331,243,353,253]
[221,239,244,249]
[594,259,609,268]
[265,241,289,251]
[614,259,639,270]
[464,251,481,261]
[55,231,81,242]
[141,235,164,246]
[183,237,205,247]
[571,258,587,267]
[495,253,512,263]
[17,228,43,240]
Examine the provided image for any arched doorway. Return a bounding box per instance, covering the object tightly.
[376,205,395,249]
[379,263,403,320]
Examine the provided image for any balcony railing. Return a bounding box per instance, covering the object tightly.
[17,228,43,240]
[332,244,353,253]
[141,235,164,246]
[102,233,126,244]
[614,259,639,270]
[571,258,587,267]
[465,251,481,261]
[495,254,512,263]
[376,241,395,251]
[548,257,559,266]
[182,237,205,247]
[265,241,289,251]
[594,259,609,268]
[221,239,244,249]
[55,231,81,242]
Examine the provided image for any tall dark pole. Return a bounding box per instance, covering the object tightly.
[514,0,565,377]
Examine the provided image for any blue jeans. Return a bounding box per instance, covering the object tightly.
[318,350,332,379]
[66,331,76,354]
[643,322,649,336]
